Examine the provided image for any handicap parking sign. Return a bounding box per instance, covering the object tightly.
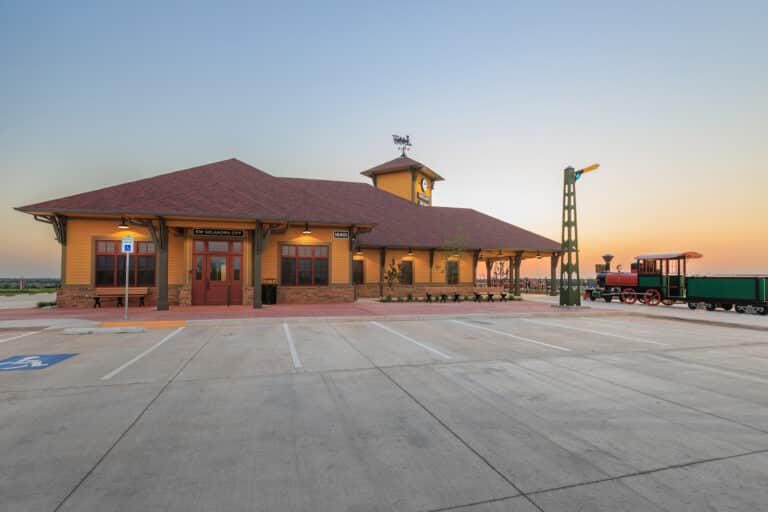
[0,354,77,371]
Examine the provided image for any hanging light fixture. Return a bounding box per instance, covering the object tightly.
[536,250,542,259]
[355,246,363,256]
[407,248,414,256]
[302,222,312,235]
[497,249,503,256]
[117,216,130,229]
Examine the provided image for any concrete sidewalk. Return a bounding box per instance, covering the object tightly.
[523,293,768,331]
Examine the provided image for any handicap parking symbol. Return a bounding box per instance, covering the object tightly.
[0,354,77,371]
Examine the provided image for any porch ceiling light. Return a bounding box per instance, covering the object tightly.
[355,247,364,255]
[302,223,312,235]
[536,250,542,259]
[118,216,130,229]
[407,248,414,256]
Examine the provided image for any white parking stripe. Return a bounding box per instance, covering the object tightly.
[521,318,668,346]
[0,330,44,344]
[452,320,572,352]
[283,323,303,369]
[101,327,185,380]
[370,321,452,360]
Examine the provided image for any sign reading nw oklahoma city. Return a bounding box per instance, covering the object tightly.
[193,228,244,237]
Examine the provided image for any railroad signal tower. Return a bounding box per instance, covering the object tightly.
[560,163,599,306]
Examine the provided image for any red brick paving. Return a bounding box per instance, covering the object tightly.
[0,299,583,322]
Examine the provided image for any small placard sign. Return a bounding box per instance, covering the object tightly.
[333,231,350,239]
[193,228,244,238]
[121,237,134,253]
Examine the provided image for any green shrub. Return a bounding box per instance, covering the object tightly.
[406,293,413,302]
[36,301,56,308]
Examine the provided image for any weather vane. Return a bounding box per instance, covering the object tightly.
[392,134,412,157]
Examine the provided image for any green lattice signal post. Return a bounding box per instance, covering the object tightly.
[560,164,599,306]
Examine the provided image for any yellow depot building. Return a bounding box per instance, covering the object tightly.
[17,155,561,308]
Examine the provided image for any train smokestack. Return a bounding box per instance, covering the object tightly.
[601,254,614,271]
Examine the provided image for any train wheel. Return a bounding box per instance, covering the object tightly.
[621,288,637,304]
[720,304,733,311]
[688,302,697,310]
[646,289,661,306]
[604,295,613,303]
[758,305,768,316]
[735,305,746,314]
[662,298,675,306]
[705,303,716,311]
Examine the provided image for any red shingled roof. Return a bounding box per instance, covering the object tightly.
[17,158,559,251]
[360,156,445,181]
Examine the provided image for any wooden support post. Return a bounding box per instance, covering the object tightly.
[253,223,263,308]
[429,248,435,283]
[550,252,560,296]
[155,219,169,311]
[514,251,523,297]
[508,256,514,292]
[472,251,480,285]
[379,248,386,297]
[485,258,492,287]
[349,228,358,301]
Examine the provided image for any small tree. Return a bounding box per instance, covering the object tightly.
[384,258,403,295]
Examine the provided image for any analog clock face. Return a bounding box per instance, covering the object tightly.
[421,177,429,192]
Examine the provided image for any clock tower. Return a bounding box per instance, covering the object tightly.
[360,156,444,205]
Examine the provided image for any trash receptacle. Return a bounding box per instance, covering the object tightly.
[261,281,277,305]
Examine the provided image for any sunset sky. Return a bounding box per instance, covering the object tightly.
[2,1,766,278]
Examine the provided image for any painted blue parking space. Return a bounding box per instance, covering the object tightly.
[0,354,78,371]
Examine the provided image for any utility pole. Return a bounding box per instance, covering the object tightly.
[559,164,599,306]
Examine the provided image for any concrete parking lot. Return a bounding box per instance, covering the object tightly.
[2,312,768,511]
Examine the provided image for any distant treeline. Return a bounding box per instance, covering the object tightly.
[0,278,61,289]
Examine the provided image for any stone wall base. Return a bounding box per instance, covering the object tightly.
[56,286,184,308]
[278,286,354,304]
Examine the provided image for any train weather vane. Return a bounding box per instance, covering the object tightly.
[392,135,412,157]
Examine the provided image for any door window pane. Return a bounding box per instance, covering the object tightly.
[282,245,296,257]
[138,242,155,254]
[400,261,413,285]
[233,257,241,281]
[314,246,328,257]
[298,246,313,257]
[117,255,128,286]
[297,258,313,285]
[209,256,227,281]
[95,255,115,285]
[313,259,329,285]
[194,240,205,252]
[353,260,364,285]
[208,241,229,253]
[232,242,242,253]
[281,258,296,285]
[446,261,459,284]
[195,256,203,280]
[97,240,116,253]
[137,256,155,285]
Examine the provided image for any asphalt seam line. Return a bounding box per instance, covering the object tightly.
[101,327,185,380]
[0,330,44,344]
[282,323,303,369]
[452,319,571,352]
[54,326,217,512]
[378,367,545,512]
[370,321,453,359]
[520,317,668,346]
[526,446,768,498]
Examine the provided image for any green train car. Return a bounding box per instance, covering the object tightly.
[590,251,767,315]
[686,276,768,314]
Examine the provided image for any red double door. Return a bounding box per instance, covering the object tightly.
[192,240,243,305]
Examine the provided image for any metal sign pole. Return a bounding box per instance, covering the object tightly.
[124,250,130,321]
